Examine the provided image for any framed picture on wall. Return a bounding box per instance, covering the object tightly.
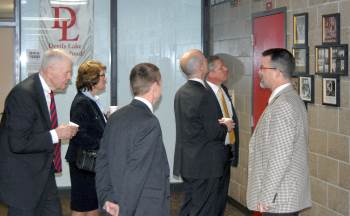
[291,76,299,92]
[292,47,309,75]
[322,76,340,106]
[299,75,314,103]
[293,13,308,46]
[315,46,330,74]
[322,13,340,44]
[316,44,348,75]
[330,44,348,75]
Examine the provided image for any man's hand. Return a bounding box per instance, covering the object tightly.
[218,117,234,131]
[55,124,78,140]
[257,202,270,212]
[104,201,119,216]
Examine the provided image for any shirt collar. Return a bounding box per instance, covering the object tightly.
[206,80,220,94]
[82,91,99,102]
[39,73,51,94]
[134,96,153,113]
[189,78,205,87]
[268,83,291,104]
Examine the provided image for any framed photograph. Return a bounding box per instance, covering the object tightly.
[292,47,309,75]
[315,46,330,75]
[330,44,348,75]
[322,13,340,44]
[291,76,299,92]
[299,75,314,103]
[293,13,308,46]
[322,76,340,106]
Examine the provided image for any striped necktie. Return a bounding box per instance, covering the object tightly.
[218,88,235,144]
[50,91,62,173]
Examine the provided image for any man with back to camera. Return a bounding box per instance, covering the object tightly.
[0,49,79,216]
[246,48,311,216]
[95,63,170,216]
[173,49,234,215]
[206,55,240,215]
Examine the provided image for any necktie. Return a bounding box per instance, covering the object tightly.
[49,91,62,173]
[218,88,235,144]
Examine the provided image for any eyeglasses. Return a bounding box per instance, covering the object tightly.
[259,65,277,71]
[99,73,106,77]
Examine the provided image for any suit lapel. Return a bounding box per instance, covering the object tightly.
[33,74,51,128]
[205,81,223,117]
[80,93,106,129]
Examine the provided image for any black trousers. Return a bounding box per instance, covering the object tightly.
[217,145,233,216]
[8,167,62,216]
[179,177,221,216]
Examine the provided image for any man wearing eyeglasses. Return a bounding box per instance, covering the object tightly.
[246,48,311,216]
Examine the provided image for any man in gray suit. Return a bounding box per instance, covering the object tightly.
[246,48,311,216]
[95,63,170,216]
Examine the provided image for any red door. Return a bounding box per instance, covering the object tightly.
[252,8,286,128]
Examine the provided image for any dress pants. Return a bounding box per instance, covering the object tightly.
[8,167,62,216]
[179,177,221,216]
[217,145,233,216]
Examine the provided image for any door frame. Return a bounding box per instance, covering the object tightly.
[251,7,287,129]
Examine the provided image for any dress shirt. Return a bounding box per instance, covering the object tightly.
[134,96,153,113]
[82,91,107,122]
[207,81,233,145]
[268,83,291,104]
[39,73,59,144]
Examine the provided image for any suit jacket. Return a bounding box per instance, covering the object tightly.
[246,85,311,213]
[173,80,228,179]
[0,73,55,209]
[65,92,106,163]
[206,83,240,167]
[95,99,170,216]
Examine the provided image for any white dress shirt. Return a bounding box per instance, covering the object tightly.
[207,81,233,145]
[39,74,59,144]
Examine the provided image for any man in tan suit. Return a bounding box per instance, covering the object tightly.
[247,48,311,216]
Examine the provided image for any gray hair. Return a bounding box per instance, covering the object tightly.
[40,49,73,70]
[262,48,295,79]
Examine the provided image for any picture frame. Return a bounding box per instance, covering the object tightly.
[322,13,340,45]
[292,47,309,75]
[330,44,348,75]
[293,13,308,46]
[315,45,330,75]
[299,75,314,103]
[316,44,348,75]
[322,76,340,106]
[291,76,299,92]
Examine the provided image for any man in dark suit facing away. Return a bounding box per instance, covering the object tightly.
[206,55,240,215]
[0,49,79,216]
[96,63,170,216]
[173,49,234,215]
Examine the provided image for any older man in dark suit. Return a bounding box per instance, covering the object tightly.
[173,49,234,215]
[96,63,170,216]
[0,49,79,216]
[206,55,240,215]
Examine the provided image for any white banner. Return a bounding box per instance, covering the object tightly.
[39,0,93,65]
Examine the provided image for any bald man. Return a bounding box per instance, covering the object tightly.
[173,49,233,215]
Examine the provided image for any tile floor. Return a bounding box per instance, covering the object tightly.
[0,192,249,216]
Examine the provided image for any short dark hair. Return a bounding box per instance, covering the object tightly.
[262,48,295,79]
[208,55,221,72]
[76,60,106,91]
[130,63,161,96]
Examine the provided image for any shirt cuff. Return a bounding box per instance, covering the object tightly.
[50,129,59,144]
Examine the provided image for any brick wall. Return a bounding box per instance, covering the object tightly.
[210,0,350,215]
